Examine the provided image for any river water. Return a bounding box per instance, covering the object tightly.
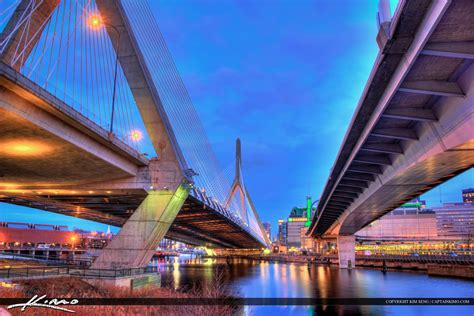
[153,257,473,316]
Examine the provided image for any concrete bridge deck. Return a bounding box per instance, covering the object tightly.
[0,61,264,252]
[308,0,474,267]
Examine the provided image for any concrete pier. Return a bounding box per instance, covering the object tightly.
[337,235,355,269]
[91,186,188,269]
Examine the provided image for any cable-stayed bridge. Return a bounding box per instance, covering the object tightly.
[0,0,270,269]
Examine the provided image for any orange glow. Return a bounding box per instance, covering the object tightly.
[0,141,52,157]
[0,183,19,188]
[89,14,102,29]
[131,130,143,141]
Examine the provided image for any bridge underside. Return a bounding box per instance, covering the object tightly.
[0,67,264,250]
[310,0,474,237]
[0,193,263,249]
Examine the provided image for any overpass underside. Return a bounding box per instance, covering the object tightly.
[309,0,474,268]
[0,64,263,259]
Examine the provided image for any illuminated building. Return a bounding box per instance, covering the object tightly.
[277,220,287,245]
[0,222,84,260]
[262,222,271,240]
[286,198,316,247]
[356,198,437,239]
[354,194,474,255]
[0,222,113,261]
[462,188,474,204]
[433,202,474,239]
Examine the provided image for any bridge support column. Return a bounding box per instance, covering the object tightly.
[337,235,355,269]
[91,185,188,269]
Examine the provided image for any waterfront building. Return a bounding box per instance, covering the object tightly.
[0,221,113,260]
[433,202,474,240]
[277,220,287,245]
[284,197,317,248]
[462,188,474,204]
[287,211,307,248]
[355,198,437,239]
[263,222,271,241]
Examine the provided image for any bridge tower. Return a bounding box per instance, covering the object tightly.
[224,138,248,223]
[224,138,271,247]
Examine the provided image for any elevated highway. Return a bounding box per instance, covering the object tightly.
[308,0,474,267]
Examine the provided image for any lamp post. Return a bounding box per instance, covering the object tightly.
[90,16,121,138]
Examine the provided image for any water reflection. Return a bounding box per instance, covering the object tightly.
[154,257,473,315]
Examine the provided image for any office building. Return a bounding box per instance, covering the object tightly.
[462,188,474,204]
[263,222,271,240]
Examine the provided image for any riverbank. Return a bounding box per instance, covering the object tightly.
[0,272,240,315]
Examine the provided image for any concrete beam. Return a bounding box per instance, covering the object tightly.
[399,80,465,98]
[320,214,340,220]
[328,199,352,207]
[331,198,355,205]
[348,163,383,175]
[360,143,404,154]
[336,186,363,194]
[353,154,392,166]
[421,41,474,60]
[325,207,345,213]
[339,179,369,188]
[92,185,189,269]
[333,191,359,199]
[371,128,418,140]
[382,108,437,122]
[343,172,375,182]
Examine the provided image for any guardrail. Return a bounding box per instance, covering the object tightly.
[0,251,93,267]
[355,254,473,265]
[0,265,161,279]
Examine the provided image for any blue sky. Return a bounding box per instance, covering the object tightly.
[0,0,472,237]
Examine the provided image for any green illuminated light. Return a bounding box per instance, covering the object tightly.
[306,197,311,222]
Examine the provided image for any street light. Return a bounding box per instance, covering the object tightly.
[89,14,121,138]
[130,129,143,141]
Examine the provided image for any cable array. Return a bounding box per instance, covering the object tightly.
[2,0,145,150]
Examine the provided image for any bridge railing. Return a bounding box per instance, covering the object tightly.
[0,251,93,267]
[0,265,161,279]
[190,187,267,246]
[356,254,473,265]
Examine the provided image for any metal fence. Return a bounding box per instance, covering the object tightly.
[0,251,92,267]
[356,254,473,265]
[0,265,161,279]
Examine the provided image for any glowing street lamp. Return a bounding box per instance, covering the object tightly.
[131,130,143,142]
[89,15,101,28]
[88,14,121,138]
